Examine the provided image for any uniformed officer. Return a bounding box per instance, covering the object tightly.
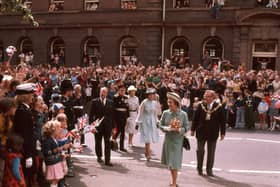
[112,85,129,152]
[60,79,75,131]
[13,83,37,187]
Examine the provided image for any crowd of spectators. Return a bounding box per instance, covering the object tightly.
[0,55,280,131]
[1,52,280,186]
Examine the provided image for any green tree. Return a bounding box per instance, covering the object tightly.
[0,0,39,27]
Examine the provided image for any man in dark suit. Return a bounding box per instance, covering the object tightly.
[191,90,226,176]
[89,87,114,166]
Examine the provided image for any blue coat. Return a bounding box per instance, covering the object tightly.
[42,137,67,166]
[159,109,188,170]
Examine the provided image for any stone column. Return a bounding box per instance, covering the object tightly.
[239,26,250,70]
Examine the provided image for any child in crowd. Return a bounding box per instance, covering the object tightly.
[2,134,26,187]
[56,113,72,187]
[235,93,245,128]
[42,121,71,187]
[50,103,65,119]
[258,97,269,130]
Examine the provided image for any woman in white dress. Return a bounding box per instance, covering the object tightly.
[136,88,159,161]
[126,85,139,147]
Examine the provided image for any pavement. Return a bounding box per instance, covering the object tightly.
[66,129,280,187]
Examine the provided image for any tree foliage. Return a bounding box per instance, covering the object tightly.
[0,0,39,27]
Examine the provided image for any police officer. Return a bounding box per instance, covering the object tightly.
[112,85,129,152]
[13,83,37,187]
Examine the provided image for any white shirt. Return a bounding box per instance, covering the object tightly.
[100,97,106,106]
[208,101,215,110]
[181,98,190,107]
[22,102,30,109]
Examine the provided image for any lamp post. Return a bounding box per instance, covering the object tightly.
[161,0,166,65]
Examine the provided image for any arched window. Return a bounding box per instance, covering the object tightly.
[170,37,190,67]
[18,37,33,65]
[120,36,138,64]
[49,37,65,65]
[84,0,100,11]
[83,37,100,65]
[49,0,64,12]
[0,42,4,63]
[203,37,224,63]
[19,37,33,54]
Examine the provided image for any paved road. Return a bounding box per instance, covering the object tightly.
[67,129,280,187]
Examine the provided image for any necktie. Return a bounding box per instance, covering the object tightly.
[101,98,105,106]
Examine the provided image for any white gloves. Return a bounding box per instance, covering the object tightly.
[36,140,41,151]
[25,157,33,168]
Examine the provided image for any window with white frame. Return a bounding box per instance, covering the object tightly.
[85,0,100,11]
[49,0,64,12]
[121,0,136,10]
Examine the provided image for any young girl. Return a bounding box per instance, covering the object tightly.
[56,114,72,187]
[258,97,269,130]
[42,120,70,187]
[2,134,26,187]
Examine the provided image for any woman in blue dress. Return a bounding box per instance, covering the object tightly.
[159,92,188,187]
[136,88,160,161]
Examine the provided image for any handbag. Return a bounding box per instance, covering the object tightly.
[183,136,191,151]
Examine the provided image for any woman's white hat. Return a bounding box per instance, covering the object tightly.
[127,85,137,92]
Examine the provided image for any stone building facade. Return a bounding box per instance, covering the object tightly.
[0,0,279,70]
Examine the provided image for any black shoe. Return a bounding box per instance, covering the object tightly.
[120,148,127,152]
[66,170,75,177]
[207,171,214,177]
[105,162,113,167]
[97,157,104,163]
[198,170,203,176]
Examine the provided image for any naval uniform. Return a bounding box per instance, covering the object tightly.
[113,94,129,150]
[14,103,37,187]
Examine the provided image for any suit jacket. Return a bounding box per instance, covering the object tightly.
[13,104,36,158]
[191,102,226,141]
[89,98,113,133]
